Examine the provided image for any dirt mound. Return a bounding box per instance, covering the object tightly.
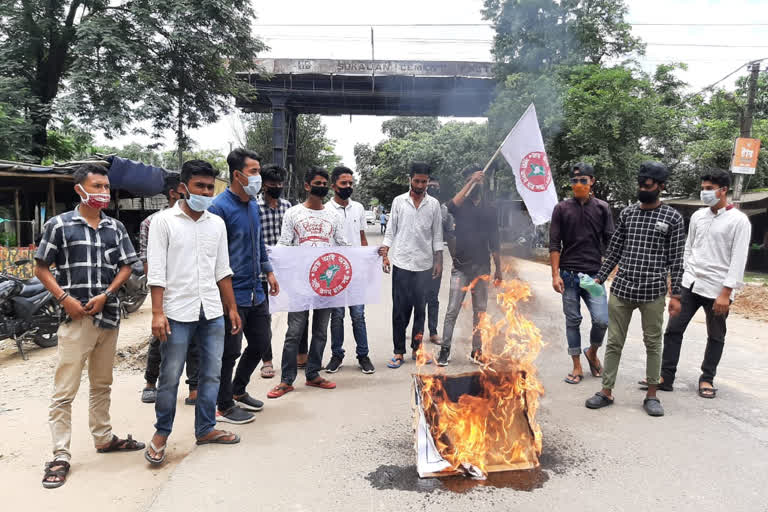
[114,335,153,372]
[732,284,768,321]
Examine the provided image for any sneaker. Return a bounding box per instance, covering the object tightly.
[216,406,255,425]
[141,387,157,403]
[325,355,344,374]
[358,356,376,374]
[437,347,450,367]
[234,393,264,412]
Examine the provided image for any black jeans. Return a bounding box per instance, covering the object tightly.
[217,300,272,411]
[392,265,432,355]
[661,286,729,386]
[144,335,199,390]
[281,309,332,385]
[426,271,442,337]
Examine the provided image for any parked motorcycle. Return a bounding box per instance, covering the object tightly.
[119,260,148,317]
[0,260,62,360]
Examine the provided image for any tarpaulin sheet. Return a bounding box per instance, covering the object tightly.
[107,156,168,197]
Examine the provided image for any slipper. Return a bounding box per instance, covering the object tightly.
[144,440,166,466]
[267,384,294,399]
[638,379,673,392]
[698,384,718,399]
[196,430,240,445]
[141,388,157,403]
[585,391,614,409]
[261,363,275,379]
[306,378,336,389]
[184,396,197,406]
[387,356,405,369]
[583,348,603,377]
[97,434,145,453]
[564,373,584,385]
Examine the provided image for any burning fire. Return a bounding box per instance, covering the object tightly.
[416,278,544,476]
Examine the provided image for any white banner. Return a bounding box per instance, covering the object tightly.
[499,103,559,225]
[267,246,383,313]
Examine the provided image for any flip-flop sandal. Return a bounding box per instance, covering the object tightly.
[638,379,673,391]
[267,384,294,399]
[141,388,157,403]
[42,460,70,489]
[564,373,584,384]
[97,434,146,453]
[387,357,405,369]
[185,396,197,406]
[196,430,241,445]
[698,385,718,399]
[306,378,336,389]
[144,440,166,466]
[261,363,275,379]
[583,348,603,377]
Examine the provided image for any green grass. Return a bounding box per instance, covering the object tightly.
[744,271,768,284]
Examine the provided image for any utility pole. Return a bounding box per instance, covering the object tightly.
[733,62,761,203]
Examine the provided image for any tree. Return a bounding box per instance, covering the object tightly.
[381,117,440,139]
[0,0,265,161]
[0,77,36,160]
[238,113,342,201]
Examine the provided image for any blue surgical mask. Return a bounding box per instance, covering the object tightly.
[700,188,720,207]
[183,184,213,212]
[243,174,262,197]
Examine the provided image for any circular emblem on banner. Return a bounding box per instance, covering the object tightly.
[519,151,552,192]
[309,252,353,297]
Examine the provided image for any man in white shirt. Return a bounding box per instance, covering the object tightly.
[659,169,751,398]
[267,167,349,399]
[380,162,443,369]
[145,160,243,465]
[324,166,375,375]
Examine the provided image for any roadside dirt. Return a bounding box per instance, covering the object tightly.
[731,283,768,321]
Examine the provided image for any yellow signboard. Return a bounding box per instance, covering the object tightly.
[730,137,761,175]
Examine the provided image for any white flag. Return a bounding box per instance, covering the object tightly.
[267,246,383,313]
[499,103,558,225]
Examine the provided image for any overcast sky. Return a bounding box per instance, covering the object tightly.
[98,0,768,168]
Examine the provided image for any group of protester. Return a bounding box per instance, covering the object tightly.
[32,148,749,489]
[549,162,751,417]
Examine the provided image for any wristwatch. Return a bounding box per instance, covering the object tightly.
[104,290,117,301]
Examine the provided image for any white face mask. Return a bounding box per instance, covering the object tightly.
[700,188,721,207]
[239,173,262,197]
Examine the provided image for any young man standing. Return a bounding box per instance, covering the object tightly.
[325,166,375,375]
[36,163,144,489]
[145,160,242,465]
[437,166,502,366]
[658,169,751,398]
[209,149,280,425]
[380,211,388,234]
[139,175,199,405]
[267,167,349,399]
[549,163,614,384]
[425,176,455,345]
[585,162,685,417]
[258,163,309,373]
[381,162,443,368]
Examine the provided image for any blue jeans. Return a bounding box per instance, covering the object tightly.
[560,270,608,356]
[155,310,224,438]
[330,305,369,359]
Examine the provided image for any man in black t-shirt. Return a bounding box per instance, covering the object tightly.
[437,165,502,366]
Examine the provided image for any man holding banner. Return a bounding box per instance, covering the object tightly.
[267,167,350,399]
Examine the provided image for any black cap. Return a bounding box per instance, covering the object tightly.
[638,161,669,183]
[571,162,594,177]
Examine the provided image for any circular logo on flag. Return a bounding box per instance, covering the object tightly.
[519,151,552,192]
[309,252,353,297]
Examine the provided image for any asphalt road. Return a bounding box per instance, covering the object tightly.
[145,230,768,512]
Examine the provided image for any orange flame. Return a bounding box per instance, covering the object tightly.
[416,278,544,476]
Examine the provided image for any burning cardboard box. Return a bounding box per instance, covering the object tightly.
[412,279,544,479]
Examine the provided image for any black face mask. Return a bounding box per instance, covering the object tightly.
[265,186,283,199]
[310,186,329,198]
[638,189,660,204]
[336,187,353,200]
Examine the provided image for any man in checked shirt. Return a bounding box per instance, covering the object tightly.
[585,162,685,417]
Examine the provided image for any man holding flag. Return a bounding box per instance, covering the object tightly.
[267,167,349,399]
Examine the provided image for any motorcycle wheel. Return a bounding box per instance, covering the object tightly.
[33,331,58,348]
[121,294,147,315]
